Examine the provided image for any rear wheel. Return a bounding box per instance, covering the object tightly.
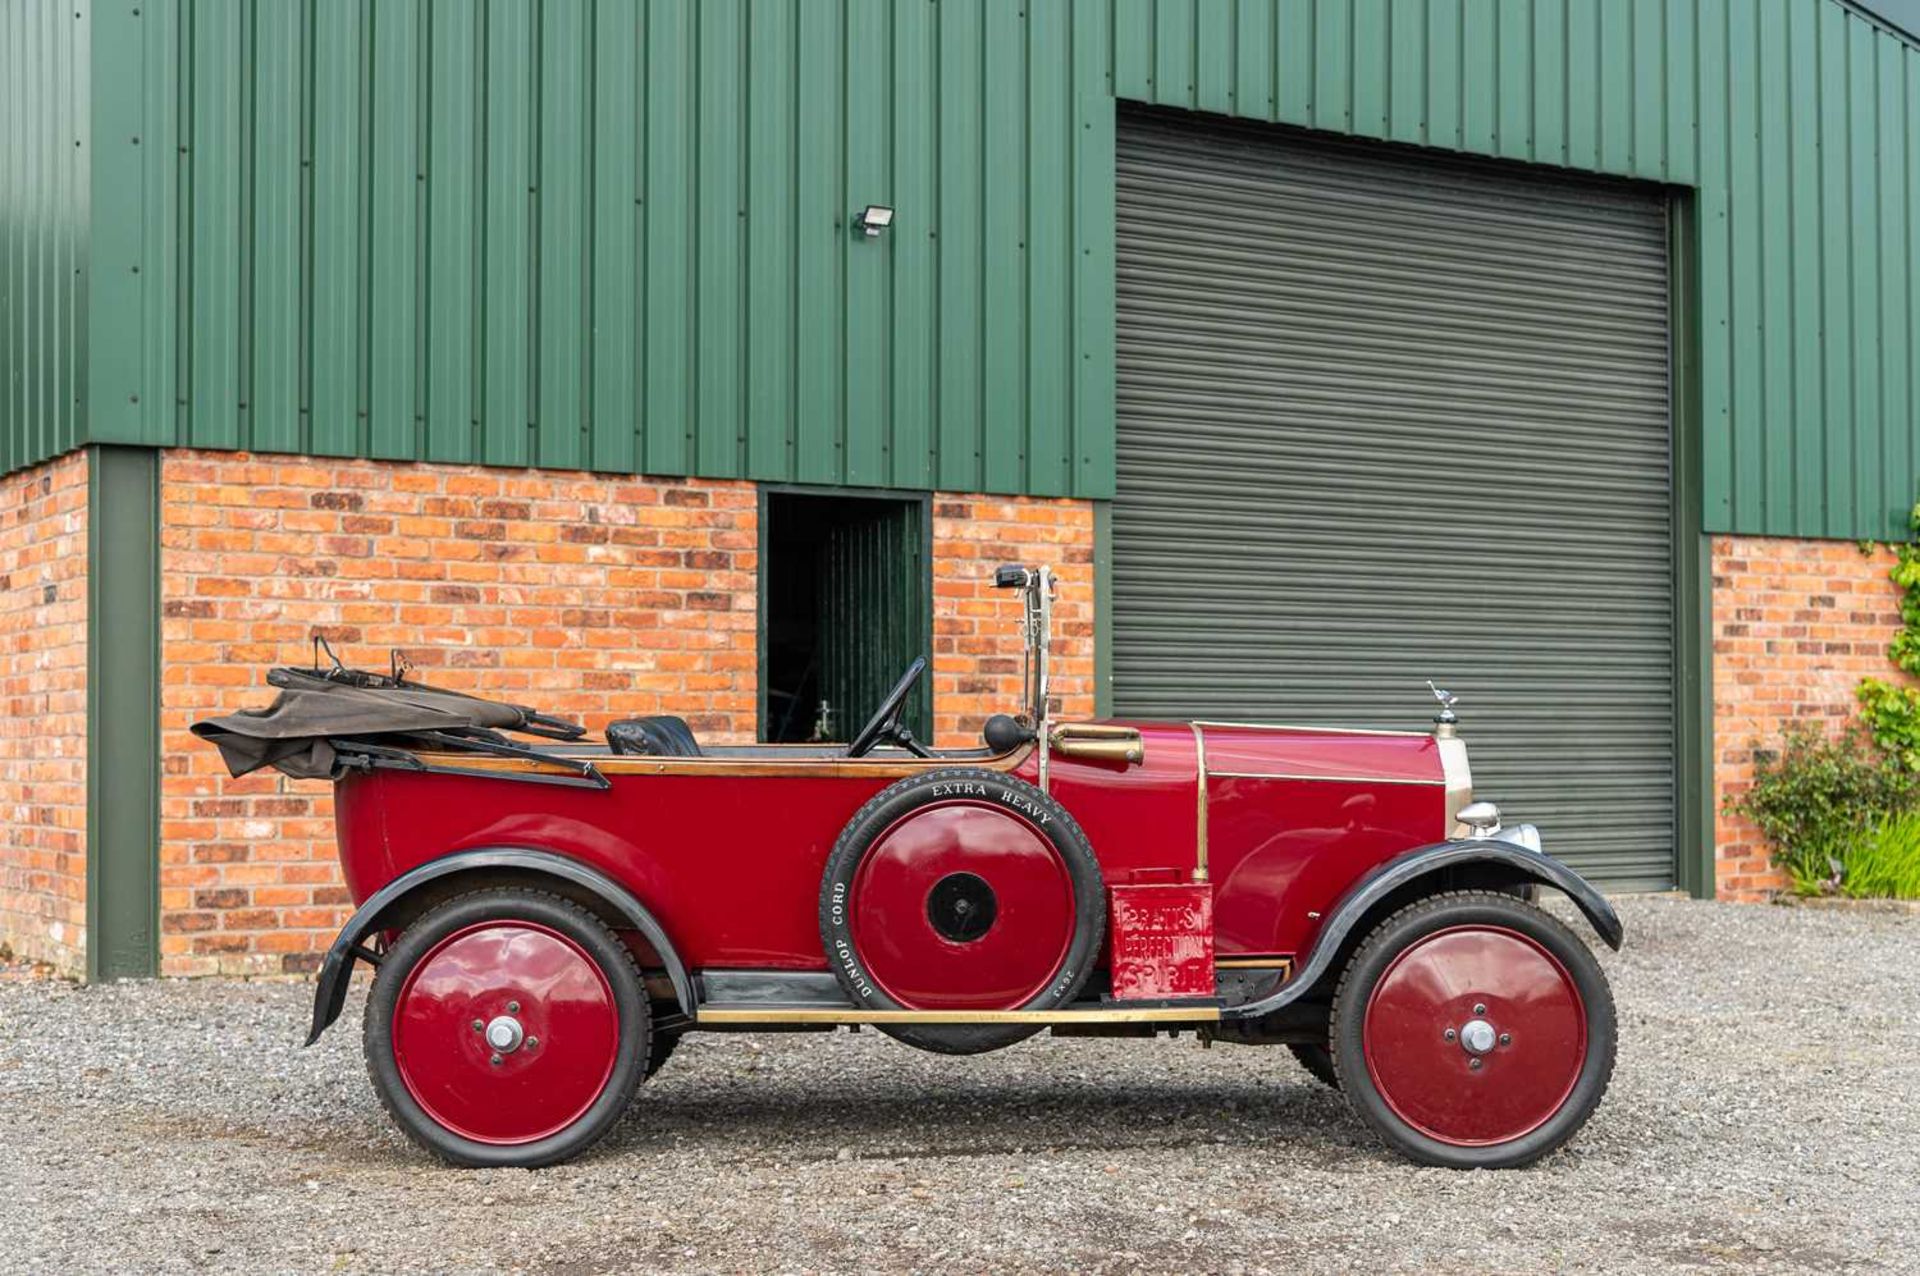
[1329,890,1616,1169]
[645,1026,682,1078]
[363,888,649,1167]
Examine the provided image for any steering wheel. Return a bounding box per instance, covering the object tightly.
[846,656,933,759]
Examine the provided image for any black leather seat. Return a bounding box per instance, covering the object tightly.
[605,715,703,757]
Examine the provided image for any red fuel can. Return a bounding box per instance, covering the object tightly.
[1107,883,1215,1000]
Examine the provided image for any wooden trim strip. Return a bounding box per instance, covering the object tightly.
[405,743,1034,780]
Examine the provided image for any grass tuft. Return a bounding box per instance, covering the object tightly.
[1842,812,1920,901]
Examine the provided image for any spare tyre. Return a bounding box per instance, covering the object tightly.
[819,767,1105,1055]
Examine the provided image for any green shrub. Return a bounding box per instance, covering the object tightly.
[1744,498,1920,898]
[1857,678,1920,770]
[1840,812,1920,900]
[1858,501,1920,766]
[1730,723,1914,895]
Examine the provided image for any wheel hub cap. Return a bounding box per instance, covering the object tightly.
[392,921,619,1146]
[485,1015,526,1054]
[1362,925,1588,1147]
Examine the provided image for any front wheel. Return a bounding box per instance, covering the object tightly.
[1329,890,1616,1169]
[363,888,650,1167]
[1287,1042,1340,1089]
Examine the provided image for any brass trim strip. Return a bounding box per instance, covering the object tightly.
[1437,734,1473,827]
[1050,721,1143,740]
[1047,736,1145,764]
[1190,719,1432,739]
[1215,957,1294,973]
[1208,770,1444,787]
[696,1006,1222,1026]
[1048,723,1145,764]
[1190,723,1210,884]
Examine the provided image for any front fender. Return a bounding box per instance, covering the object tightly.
[305,847,694,1045]
[1221,838,1623,1022]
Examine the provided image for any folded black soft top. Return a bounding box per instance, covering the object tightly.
[191,661,589,783]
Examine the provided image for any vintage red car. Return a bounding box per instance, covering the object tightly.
[196,565,1622,1171]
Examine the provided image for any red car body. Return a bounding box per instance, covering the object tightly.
[197,564,1624,1171]
[336,721,1446,971]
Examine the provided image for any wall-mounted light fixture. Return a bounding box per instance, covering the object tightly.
[853,205,894,239]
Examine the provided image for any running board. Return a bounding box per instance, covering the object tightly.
[694,1004,1221,1026]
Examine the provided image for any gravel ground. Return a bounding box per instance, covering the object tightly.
[3,894,1916,1275]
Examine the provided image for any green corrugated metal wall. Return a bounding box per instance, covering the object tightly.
[0,0,89,476]
[9,1,1920,534]
[80,0,1117,498]
[1113,0,1920,538]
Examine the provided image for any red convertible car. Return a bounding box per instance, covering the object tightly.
[196,565,1621,1171]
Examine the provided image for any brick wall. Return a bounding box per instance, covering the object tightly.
[161,452,760,975]
[39,449,1897,972]
[930,495,1096,747]
[160,452,1098,974]
[1712,535,1909,899]
[0,453,89,973]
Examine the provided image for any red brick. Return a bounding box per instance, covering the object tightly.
[154,452,770,972]
[0,453,88,974]
[2,450,1106,975]
[1712,535,1908,901]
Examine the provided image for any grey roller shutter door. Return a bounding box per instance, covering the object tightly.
[1113,108,1675,889]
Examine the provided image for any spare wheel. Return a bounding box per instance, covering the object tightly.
[819,768,1105,1055]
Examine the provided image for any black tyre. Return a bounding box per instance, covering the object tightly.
[819,767,1105,1055]
[1288,1042,1340,1089]
[363,888,649,1168]
[1329,890,1616,1169]
[645,1027,682,1078]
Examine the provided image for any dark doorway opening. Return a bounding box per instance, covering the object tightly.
[760,490,931,745]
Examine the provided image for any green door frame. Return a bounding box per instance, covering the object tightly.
[755,484,935,743]
[1670,194,1717,899]
[1094,501,1113,716]
[85,445,161,980]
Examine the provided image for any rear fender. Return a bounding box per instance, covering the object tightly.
[1221,839,1623,1022]
[305,847,693,1045]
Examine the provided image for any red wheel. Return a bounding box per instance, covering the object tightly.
[392,922,619,1144]
[1362,926,1585,1144]
[850,803,1076,1010]
[364,890,649,1167]
[820,768,1105,1055]
[1331,892,1615,1169]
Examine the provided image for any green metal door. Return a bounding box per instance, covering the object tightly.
[816,500,931,745]
[1113,108,1676,889]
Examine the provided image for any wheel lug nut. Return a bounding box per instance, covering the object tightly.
[1443,1028,1457,1042]
[1473,1003,1487,1016]
[507,1000,521,1014]
[1499,1032,1511,1046]
[490,1053,504,1067]
[526,1037,539,1050]
[1469,1057,1483,1070]
[471,1019,483,1032]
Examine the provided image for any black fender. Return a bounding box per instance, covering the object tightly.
[1221,839,1623,1022]
[305,848,694,1045]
